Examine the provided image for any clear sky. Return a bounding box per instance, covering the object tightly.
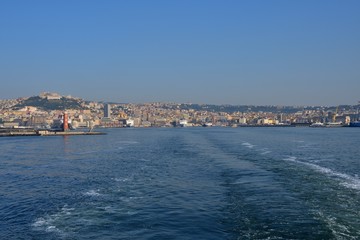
[0,0,359,105]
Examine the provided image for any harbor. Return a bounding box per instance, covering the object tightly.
[1,113,105,137]
[0,128,105,137]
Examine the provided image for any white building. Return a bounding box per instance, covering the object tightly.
[238,118,247,124]
[126,119,134,127]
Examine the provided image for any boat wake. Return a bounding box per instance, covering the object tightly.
[32,205,75,236]
[283,156,360,191]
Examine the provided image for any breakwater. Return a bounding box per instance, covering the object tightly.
[0,128,105,137]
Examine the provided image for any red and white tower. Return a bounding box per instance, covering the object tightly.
[63,112,69,131]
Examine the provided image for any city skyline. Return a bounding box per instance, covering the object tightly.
[2,91,360,108]
[1,1,359,105]
[1,90,359,131]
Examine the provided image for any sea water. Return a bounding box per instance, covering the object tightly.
[1,127,359,239]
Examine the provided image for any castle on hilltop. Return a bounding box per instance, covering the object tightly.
[39,92,62,100]
[39,92,75,100]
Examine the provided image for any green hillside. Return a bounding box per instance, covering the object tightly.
[14,96,84,110]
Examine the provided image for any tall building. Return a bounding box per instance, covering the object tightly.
[104,104,111,118]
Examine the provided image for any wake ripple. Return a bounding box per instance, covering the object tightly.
[84,189,103,197]
[283,156,360,191]
[32,205,75,236]
[315,210,360,239]
[241,142,255,149]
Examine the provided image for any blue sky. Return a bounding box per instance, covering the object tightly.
[0,0,359,105]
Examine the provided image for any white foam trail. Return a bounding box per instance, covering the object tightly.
[283,156,297,161]
[61,205,75,215]
[32,217,47,228]
[45,226,61,233]
[84,190,102,196]
[283,157,360,190]
[241,142,255,149]
[341,182,360,191]
[315,210,357,239]
[304,164,360,190]
[32,205,74,235]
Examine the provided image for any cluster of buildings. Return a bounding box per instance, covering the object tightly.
[0,93,359,129]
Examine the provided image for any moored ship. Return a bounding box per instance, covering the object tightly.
[309,122,325,128]
[179,119,188,127]
[325,122,344,127]
[349,121,360,127]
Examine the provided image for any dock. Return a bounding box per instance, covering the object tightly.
[38,130,105,136]
[0,128,105,137]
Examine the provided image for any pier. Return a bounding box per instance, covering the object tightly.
[0,128,105,137]
[37,130,105,136]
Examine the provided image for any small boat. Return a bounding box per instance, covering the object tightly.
[179,120,188,127]
[202,122,213,127]
[310,122,325,128]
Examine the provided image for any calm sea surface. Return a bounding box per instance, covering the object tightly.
[1,127,360,239]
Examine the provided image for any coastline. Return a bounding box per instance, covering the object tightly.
[0,129,105,137]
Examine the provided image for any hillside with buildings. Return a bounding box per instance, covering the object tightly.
[13,92,85,111]
[0,92,359,129]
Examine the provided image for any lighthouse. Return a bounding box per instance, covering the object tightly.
[63,112,69,131]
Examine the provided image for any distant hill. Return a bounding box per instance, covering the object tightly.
[176,104,301,113]
[175,104,359,114]
[14,96,84,110]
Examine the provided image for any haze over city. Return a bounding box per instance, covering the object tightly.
[1,1,359,105]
